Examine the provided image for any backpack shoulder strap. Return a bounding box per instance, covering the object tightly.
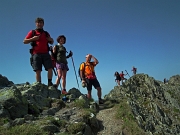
[55,45,59,52]
[44,31,49,37]
[32,30,36,37]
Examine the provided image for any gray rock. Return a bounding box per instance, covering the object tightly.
[40,124,59,133]
[11,118,25,126]
[68,88,82,98]
[0,87,28,119]
[0,74,14,87]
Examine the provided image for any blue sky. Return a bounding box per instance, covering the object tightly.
[0,0,180,100]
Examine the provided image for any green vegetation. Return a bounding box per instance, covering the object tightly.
[67,122,85,134]
[73,99,87,108]
[0,123,49,135]
[103,100,116,109]
[80,108,96,123]
[38,116,67,128]
[0,118,9,126]
[115,99,145,135]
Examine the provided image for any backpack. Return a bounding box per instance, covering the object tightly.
[50,45,58,61]
[78,62,86,80]
[29,30,49,54]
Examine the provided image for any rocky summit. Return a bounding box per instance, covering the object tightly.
[105,74,180,135]
[0,73,180,135]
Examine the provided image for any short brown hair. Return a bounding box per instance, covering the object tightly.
[57,35,66,43]
[35,17,44,24]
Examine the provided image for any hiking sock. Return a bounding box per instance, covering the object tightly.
[48,79,53,86]
[48,79,52,83]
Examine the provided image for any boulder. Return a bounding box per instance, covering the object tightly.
[0,74,14,88]
[0,86,28,119]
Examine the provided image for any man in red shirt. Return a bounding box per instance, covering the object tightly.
[120,71,127,84]
[23,17,54,86]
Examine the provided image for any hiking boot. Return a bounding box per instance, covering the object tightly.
[48,81,53,87]
[53,84,58,89]
[99,99,104,105]
[62,89,68,94]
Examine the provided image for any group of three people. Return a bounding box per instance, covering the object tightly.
[115,67,137,86]
[23,17,103,104]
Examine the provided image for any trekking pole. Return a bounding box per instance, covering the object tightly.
[125,70,130,78]
[59,82,62,90]
[53,68,57,76]
[71,56,80,90]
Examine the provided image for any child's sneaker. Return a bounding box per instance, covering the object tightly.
[62,89,68,94]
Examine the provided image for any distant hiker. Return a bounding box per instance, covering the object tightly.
[114,71,121,86]
[132,66,137,75]
[80,54,103,104]
[164,78,167,84]
[23,17,54,86]
[120,71,127,84]
[53,35,73,94]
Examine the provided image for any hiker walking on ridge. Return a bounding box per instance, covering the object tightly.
[132,66,137,75]
[52,35,73,94]
[114,71,121,86]
[120,71,127,84]
[23,17,54,86]
[80,54,103,104]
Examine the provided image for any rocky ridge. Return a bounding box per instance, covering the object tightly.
[0,74,180,135]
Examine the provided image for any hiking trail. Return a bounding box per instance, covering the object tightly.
[96,106,124,135]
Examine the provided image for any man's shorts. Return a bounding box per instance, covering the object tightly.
[56,63,69,71]
[85,78,101,91]
[32,53,53,71]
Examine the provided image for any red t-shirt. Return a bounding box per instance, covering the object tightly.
[25,30,50,54]
[120,73,124,78]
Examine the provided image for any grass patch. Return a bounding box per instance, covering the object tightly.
[67,122,85,134]
[0,118,9,126]
[38,116,67,128]
[0,123,49,135]
[115,99,145,135]
[73,99,87,108]
[79,108,96,123]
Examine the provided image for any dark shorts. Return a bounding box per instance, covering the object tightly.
[31,53,53,71]
[115,76,121,81]
[85,78,101,91]
[56,63,69,71]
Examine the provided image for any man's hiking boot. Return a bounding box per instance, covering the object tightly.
[48,82,53,87]
[99,99,104,105]
[53,84,58,89]
[62,89,68,95]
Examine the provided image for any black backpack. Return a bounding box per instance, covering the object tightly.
[29,30,49,54]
